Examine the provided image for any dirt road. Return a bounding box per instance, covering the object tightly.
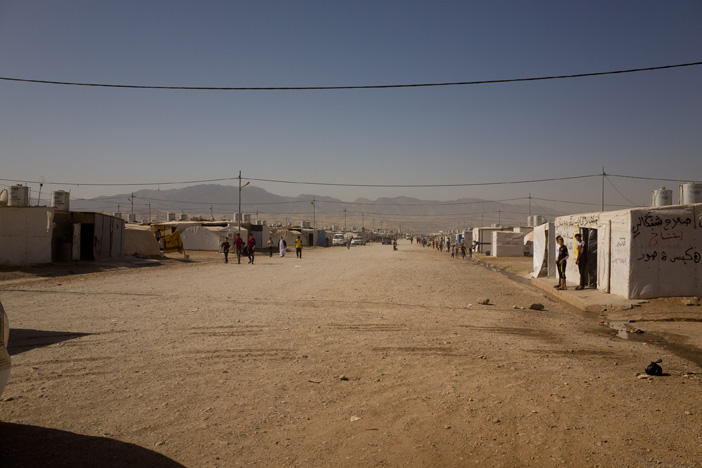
[1,241,701,467]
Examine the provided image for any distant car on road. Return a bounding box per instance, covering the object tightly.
[381,237,392,245]
[351,238,365,246]
[0,300,10,398]
[332,233,346,246]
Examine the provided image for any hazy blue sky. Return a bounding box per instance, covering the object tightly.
[1,1,700,213]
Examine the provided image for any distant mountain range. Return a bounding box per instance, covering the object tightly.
[70,184,562,232]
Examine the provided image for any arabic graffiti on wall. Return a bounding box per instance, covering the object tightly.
[632,209,698,265]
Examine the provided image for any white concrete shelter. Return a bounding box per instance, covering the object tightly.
[554,204,702,299]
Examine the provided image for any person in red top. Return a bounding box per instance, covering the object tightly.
[234,233,244,264]
[247,234,256,264]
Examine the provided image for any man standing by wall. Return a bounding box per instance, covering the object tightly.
[574,233,586,290]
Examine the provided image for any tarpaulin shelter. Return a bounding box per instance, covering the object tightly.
[181,226,221,251]
[531,222,555,278]
[124,226,161,257]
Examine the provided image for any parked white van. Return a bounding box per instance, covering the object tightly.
[332,233,346,246]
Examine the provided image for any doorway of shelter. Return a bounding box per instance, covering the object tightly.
[579,228,598,288]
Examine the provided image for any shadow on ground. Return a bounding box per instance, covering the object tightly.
[0,422,184,467]
[8,329,90,356]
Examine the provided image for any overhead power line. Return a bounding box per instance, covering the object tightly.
[1,171,697,191]
[245,174,599,187]
[0,174,600,188]
[1,61,700,91]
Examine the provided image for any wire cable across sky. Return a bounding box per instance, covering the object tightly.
[1,61,700,91]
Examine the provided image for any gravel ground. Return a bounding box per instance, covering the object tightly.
[1,240,701,467]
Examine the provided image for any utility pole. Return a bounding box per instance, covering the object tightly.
[237,170,250,263]
[601,166,605,212]
[148,203,151,223]
[210,205,213,221]
[130,192,134,215]
[344,208,347,232]
[311,197,316,248]
[498,209,501,225]
[528,193,531,217]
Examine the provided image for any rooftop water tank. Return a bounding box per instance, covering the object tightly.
[127,213,137,223]
[650,187,672,207]
[0,189,8,206]
[178,212,187,221]
[9,185,29,206]
[679,182,702,205]
[533,215,547,226]
[167,212,176,221]
[113,212,123,219]
[51,190,70,211]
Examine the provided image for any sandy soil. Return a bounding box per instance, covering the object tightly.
[1,241,702,467]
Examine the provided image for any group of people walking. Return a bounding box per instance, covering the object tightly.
[221,234,303,264]
[220,233,258,264]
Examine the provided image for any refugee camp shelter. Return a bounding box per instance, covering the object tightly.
[531,223,556,278]
[181,226,221,251]
[0,207,125,265]
[0,206,54,265]
[53,211,125,261]
[552,204,702,299]
[472,226,512,254]
[491,231,526,257]
[124,225,161,257]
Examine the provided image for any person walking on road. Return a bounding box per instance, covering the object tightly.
[555,235,569,290]
[221,238,231,264]
[234,233,244,264]
[267,237,274,257]
[295,235,303,259]
[247,233,256,264]
[279,237,287,257]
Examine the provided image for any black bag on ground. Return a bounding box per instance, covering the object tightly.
[645,359,663,376]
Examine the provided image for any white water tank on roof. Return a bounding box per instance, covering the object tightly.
[51,190,70,211]
[679,183,702,204]
[0,190,7,206]
[650,187,672,207]
[113,212,122,219]
[167,212,176,221]
[127,213,137,223]
[9,185,29,206]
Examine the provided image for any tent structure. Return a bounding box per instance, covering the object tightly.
[531,223,556,279]
[123,226,161,257]
[181,226,221,251]
[554,204,702,299]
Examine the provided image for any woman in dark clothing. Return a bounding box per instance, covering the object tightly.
[556,235,569,290]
